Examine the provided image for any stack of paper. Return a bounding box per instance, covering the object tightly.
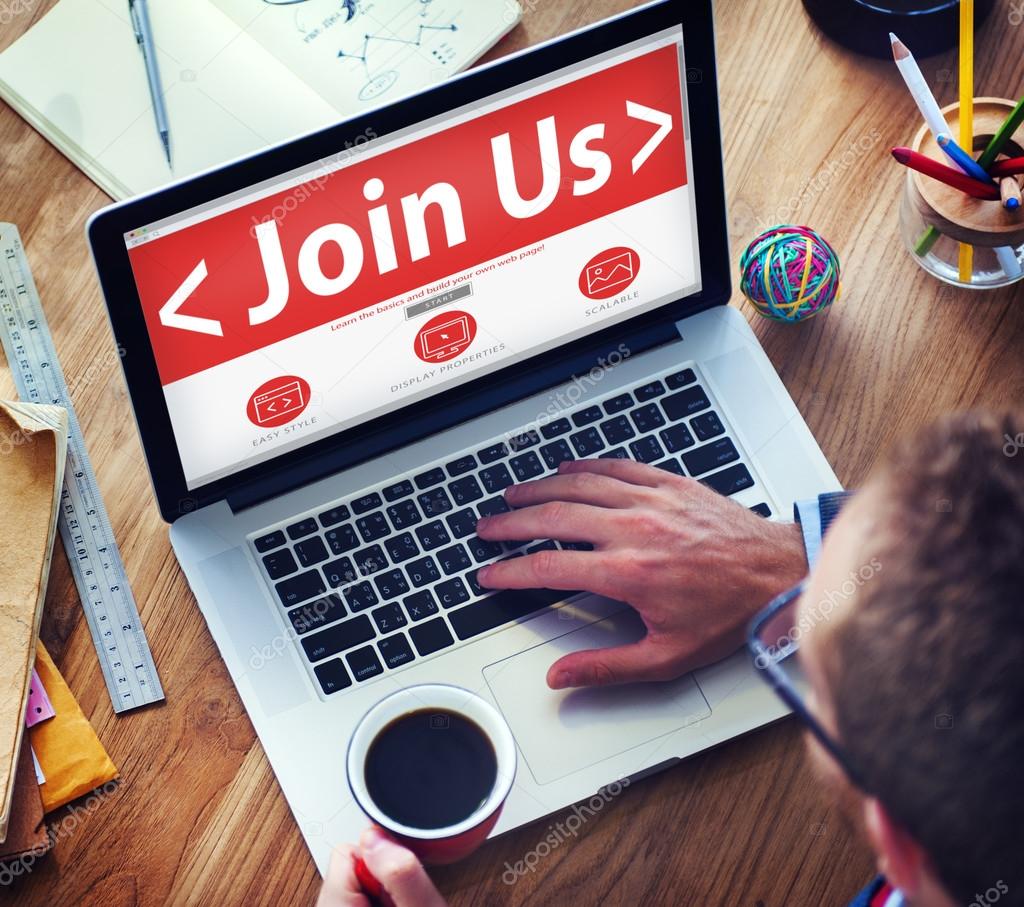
[0,401,67,845]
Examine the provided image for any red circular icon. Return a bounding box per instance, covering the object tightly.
[246,375,311,428]
[578,246,641,300]
[413,310,477,363]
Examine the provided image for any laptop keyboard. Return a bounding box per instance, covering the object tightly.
[249,363,772,698]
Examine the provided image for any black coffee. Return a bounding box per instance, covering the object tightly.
[364,708,497,830]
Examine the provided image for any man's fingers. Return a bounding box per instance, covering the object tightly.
[558,458,667,487]
[478,549,618,598]
[477,502,622,546]
[503,472,658,510]
[317,844,370,907]
[358,828,447,907]
[546,638,687,689]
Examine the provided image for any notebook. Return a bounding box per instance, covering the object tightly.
[0,0,521,200]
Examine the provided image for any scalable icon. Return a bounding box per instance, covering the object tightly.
[579,246,641,300]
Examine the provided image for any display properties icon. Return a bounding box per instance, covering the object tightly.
[579,246,641,300]
[246,375,311,427]
[414,310,477,363]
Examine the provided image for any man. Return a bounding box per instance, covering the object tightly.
[318,409,1023,907]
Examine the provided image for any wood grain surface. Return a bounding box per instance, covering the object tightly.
[1,0,1022,904]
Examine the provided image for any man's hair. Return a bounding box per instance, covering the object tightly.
[825,410,1024,904]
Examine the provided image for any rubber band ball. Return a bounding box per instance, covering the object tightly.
[739,225,842,322]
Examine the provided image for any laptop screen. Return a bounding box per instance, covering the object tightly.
[123,26,700,490]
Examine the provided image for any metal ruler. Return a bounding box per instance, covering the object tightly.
[0,223,163,713]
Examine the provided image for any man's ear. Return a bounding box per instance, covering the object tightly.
[862,797,926,897]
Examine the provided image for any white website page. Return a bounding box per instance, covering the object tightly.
[125,27,701,489]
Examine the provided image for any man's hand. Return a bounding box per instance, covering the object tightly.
[476,459,807,689]
[316,829,447,907]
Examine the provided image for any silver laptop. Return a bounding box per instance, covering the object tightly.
[87,0,839,873]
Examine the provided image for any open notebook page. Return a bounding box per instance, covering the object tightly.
[0,0,339,199]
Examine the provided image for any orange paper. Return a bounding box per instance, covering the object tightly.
[27,643,118,813]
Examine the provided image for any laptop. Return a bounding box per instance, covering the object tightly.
[87,0,840,874]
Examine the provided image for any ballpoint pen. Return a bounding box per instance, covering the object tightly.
[129,0,172,167]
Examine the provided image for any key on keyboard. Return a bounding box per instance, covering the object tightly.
[347,646,384,681]
[378,634,415,668]
[446,509,478,538]
[352,493,382,515]
[288,595,346,635]
[255,530,286,553]
[262,549,297,580]
[319,505,351,527]
[701,463,754,496]
[541,418,572,439]
[448,587,574,640]
[314,660,352,695]
[302,614,375,662]
[294,537,328,566]
[409,618,454,656]
[682,438,739,477]
[663,386,711,420]
[277,571,326,607]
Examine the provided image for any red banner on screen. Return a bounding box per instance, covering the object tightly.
[129,45,688,386]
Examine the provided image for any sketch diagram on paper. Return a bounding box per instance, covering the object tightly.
[213,0,495,111]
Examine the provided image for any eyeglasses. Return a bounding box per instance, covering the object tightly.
[747,581,867,791]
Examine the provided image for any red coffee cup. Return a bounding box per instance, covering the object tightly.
[346,684,517,901]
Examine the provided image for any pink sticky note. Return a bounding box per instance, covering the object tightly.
[25,668,55,727]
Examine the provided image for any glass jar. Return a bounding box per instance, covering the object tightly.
[898,99,1024,289]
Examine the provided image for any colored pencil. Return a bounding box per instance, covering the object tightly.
[977,97,1024,171]
[995,246,1023,279]
[958,0,975,282]
[989,156,1024,178]
[890,33,952,144]
[937,134,993,184]
[891,31,955,258]
[891,147,1000,199]
[959,2,974,154]
[1000,177,1022,210]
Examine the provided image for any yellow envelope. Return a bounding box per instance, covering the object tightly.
[28,643,118,813]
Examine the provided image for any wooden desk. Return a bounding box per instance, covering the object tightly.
[2,1,1022,903]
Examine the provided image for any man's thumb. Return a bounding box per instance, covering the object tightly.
[546,640,678,689]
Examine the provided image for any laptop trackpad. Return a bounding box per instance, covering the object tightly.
[482,609,711,785]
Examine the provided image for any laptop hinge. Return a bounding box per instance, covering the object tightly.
[225,319,680,515]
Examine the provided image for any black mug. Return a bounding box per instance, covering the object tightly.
[802,0,996,58]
